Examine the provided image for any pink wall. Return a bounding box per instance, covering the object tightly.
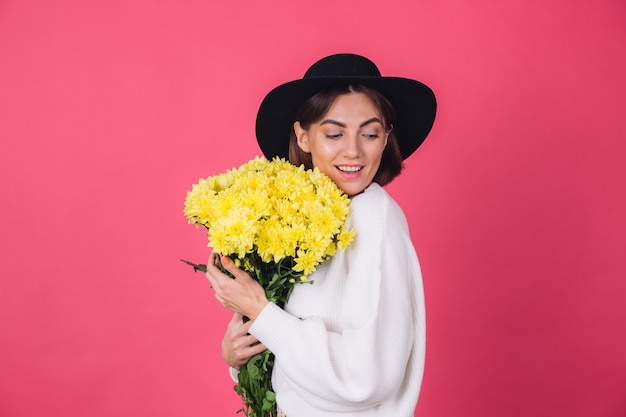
[1,1,625,416]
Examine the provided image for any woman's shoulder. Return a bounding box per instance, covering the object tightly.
[351,183,406,218]
[349,183,409,231]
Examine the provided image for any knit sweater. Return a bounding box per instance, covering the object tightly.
[249,183,426,417]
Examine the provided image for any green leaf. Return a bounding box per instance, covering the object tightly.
[180,259,207,273]
[235,350,276,417]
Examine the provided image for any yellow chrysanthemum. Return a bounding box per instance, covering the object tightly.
[323,241,337,258]
[208,207,257,257]
[184,179,218,226]
[293,248,320,277]
[184,156,355,276]
[256,219,293,263]
[337,227,356,250]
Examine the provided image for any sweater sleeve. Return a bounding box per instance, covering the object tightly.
[249,189,424,412]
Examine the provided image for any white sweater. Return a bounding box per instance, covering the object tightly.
[249,183,426,417]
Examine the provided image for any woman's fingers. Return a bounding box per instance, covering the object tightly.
[220,256,255,284]
[246,340,267,357]
[205,253,269,319]
[222,312,267,368]
[206,254,241,284]
[230,312,244,326]
[233,335,267,363]
[205,252,231,289]
[219,255,240,276]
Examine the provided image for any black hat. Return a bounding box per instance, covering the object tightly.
[255,53,436,160]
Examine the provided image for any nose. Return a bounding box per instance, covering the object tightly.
[343,133,360,158]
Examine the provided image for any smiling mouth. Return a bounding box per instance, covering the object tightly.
[337,166,363,173]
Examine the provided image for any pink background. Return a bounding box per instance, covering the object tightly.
[1,1,625,416]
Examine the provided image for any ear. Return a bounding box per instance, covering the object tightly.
[293,122,311,153]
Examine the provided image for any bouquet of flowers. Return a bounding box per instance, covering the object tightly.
[182,156,354,417]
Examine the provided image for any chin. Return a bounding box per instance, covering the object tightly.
[343,184,368,197]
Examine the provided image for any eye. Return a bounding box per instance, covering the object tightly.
[362,132,380,139]
[325,132,343,139]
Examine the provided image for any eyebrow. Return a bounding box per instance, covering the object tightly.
[319,117,384,128]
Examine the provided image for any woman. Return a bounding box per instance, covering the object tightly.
[206,53,436,417]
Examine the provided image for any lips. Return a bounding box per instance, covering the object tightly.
[336,165,363,173]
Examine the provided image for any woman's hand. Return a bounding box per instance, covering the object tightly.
[222,312,267,370]
[205,252,269,319]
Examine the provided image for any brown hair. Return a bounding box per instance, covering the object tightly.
[288,85,404,186]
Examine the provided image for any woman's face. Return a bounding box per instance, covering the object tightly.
[294,92,388,197]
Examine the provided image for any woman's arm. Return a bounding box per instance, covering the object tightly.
[248,193,424,411]
[249,261,417,410]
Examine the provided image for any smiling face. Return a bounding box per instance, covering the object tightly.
[294,92,389,197]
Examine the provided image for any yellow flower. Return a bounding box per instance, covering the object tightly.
[209,207,257,257]
[184,178,218,226]
[321,242,336,258]
[337,227,356,250]
[256,218,292,262]
[293,248,320,277]
[184,156,355,277]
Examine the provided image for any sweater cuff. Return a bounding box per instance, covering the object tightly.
[248,302,300,355]
[229,366,239,382]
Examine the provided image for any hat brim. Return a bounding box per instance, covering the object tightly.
[255,76,436,160]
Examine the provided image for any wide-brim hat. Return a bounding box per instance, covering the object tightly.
[255,53,436,160]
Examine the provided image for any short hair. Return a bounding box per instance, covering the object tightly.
[288,85,404,186]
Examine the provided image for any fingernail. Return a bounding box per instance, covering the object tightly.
[222,256,231,265]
